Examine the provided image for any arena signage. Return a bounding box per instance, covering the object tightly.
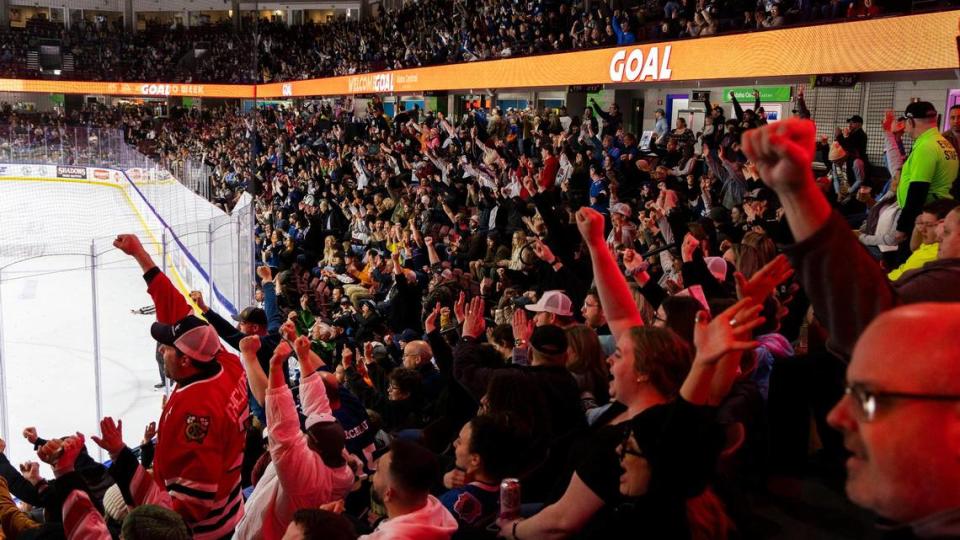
[608,46,672,83]
[347,73,395,93]
[0,164,56,177]
[56,166,87,180]
[0,12,954,99]
[0,79,255,98]
[140,84,172,96]
[255,11,958,97]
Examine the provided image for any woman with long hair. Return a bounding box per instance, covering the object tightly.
[736,230,776,278]
[565,324,610,410]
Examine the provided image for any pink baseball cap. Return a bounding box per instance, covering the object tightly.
[151,315,221,362]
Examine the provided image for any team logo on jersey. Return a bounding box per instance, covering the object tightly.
[453,492,482,524]
[185,414,210,443]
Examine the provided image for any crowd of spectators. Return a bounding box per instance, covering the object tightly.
[3,74,960,540]
[0,0,921,83]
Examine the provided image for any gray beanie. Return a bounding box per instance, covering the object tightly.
[120,505,190,540]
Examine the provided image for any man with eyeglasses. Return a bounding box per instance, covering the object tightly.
[826,303,960,536]
[743,117,960,536]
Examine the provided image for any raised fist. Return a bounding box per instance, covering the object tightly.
[280,320,298,342]
[293,335,312,358]
[113,234,145,256]
[273,340,293,362]
[256,266,273,282]
[189,291,209,313]
[741,119,817,196]
[532,239,556,264]
[239,335,261,354]
[575,207,606,247]
[19,461,40,485]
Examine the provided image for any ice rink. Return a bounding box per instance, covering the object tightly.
[0,179,172,467]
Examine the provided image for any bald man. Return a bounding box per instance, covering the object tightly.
[827,303,960,535]
[742,119,960,358]
[403,340,442,403]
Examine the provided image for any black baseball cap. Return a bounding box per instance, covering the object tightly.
[530,325,568,355]
[232,306,268,326]
[904,101,938,120]
[151,315,221,362]
[846,115,863,124]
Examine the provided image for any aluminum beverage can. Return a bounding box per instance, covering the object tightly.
[499,478,521,520]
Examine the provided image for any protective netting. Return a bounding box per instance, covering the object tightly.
[0,124,252,315]
[0,176,250,309]
[0,135,254,463]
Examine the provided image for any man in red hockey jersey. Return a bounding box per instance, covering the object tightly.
[103,234,249,540]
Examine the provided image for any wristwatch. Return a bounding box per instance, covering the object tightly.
[514,338,528,347]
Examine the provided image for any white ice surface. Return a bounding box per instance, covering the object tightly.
[1,180,170,471]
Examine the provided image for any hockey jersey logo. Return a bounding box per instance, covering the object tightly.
[453,492,482,524]
[185,414,210,443]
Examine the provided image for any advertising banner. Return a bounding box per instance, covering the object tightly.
[0,164,56,178]
[723,86,793,103]
[0,80,255,98]
[257,12,957,98]
[56,165,88,179]
[0,12,953,100]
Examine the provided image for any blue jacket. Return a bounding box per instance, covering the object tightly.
[612,16,636,45]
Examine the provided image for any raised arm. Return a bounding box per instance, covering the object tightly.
[240,336,268,408]
[742,119,896,357]
[0,449,45,507]
[730,92,744,121]
[267,338,350,498]
[258,266,284,333]
[575,208,643,342]
[115,234,193,324]
[293,333,325,376]
[192,291,245,349]
[425,235,441,266]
